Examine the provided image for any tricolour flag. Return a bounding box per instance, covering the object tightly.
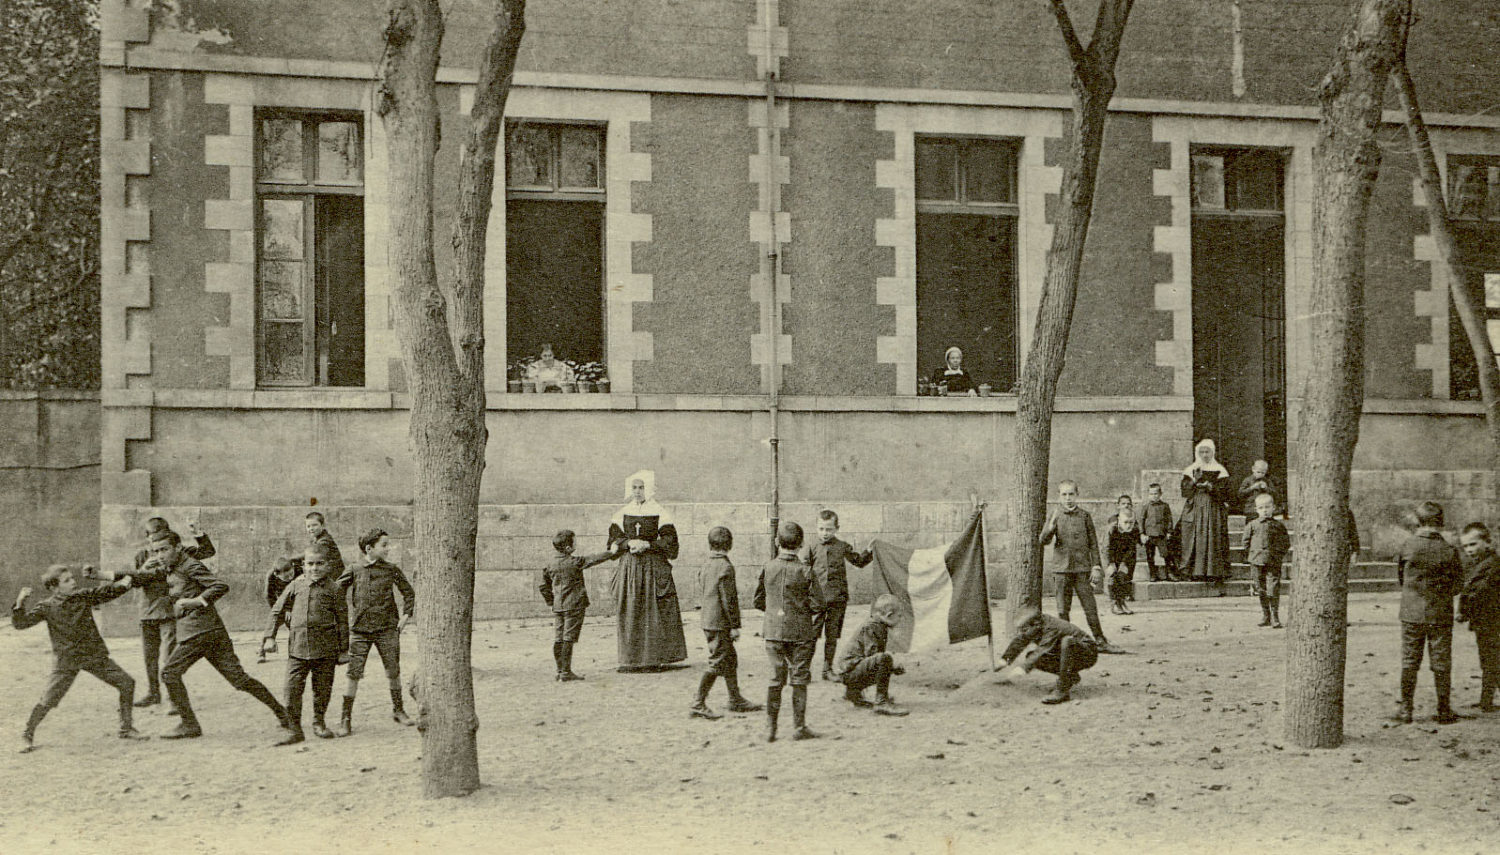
[869,510,991,653]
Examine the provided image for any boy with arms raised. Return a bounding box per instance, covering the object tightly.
[13,565,147,752]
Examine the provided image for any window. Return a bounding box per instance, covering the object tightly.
[1448,156,1500,222]
[255,113,365,387]
[1447,155,1500,399]
[505,122,606,374]
[914,136,1020,392]
[1191,148,1284,212]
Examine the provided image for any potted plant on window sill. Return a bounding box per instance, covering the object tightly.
[509,358,537,393]
[574,361,608,393]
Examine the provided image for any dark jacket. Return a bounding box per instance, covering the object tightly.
[1141,500,1174,539]
[134,534,215,621]
[1000,613,1094,671]
[1237,474,1283,516]
[700,552,741,632]
[754,551,825,642]
[834,618,890,676]
[312,530,346,580]
[268,573,349,659]
[12,582,132,665]
[1460,551,1500,629]
[129,553,229,642]
[802,538,871,605]
[1244,516,1291,568]
[339,557,416,631]
[1396,529,1462,625]
[1040,506,1101,574]
[538,549,612,614]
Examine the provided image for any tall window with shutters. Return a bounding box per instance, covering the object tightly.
[255,112,365,387]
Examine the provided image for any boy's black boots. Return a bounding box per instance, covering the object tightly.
[1434,671,1459,724]
[765,686,782,742]
[1391,668,1417,723]
[20,705,47,751]
[724,675,762,712]
[552,642,564,678]
[558,642,584,682]
[790,686,819,740]
[689,673,722,719]
[1258,595,1271,626]
[339,695,355,736]
[391,684,414,726]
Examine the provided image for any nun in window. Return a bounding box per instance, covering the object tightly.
[933,346,977,395]
[526,343,574,392]
[608,470,688,671]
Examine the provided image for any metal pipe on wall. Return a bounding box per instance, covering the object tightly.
[761,0,783,557]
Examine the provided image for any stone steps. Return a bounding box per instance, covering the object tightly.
[1135,577,1399,600]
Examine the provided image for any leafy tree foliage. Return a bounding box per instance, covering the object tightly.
[0,0,99,389]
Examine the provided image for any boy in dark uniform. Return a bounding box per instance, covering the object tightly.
[1458,522,1500,712]
[132,516,214,707]
[1392,501,1464,724]
[835,594,908,716]
[804,509,873,681]
[132,529,291,741]
[338,529,418,733]
[1140,483,1174,582]
[304,511,345,580]
[689,526,762,719]
[539,529,618,683]
[1244,493,1291,628]
[13,565,147,752]
[994,608,1099,704]
[259,554,302,662]
[267,542,349,744]
[1039,480,1124,654]
[754,521,825,742]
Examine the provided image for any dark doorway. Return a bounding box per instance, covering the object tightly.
[505,199,605,366]
[915,212,1018,388]
[1192,215,1287,485]
[316,195,365,387]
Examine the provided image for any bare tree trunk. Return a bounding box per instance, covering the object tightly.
[1007,0,1134,630]
[377,0,524,798]
[1285,0,1409,750]
[1394,61,1500,479]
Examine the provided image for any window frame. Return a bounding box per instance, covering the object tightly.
[1190,146,1287,217]
[252,109,365,388]
[914,135,1020,217]
[504,121,607,203]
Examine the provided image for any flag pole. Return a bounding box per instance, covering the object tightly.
[973,492,997,672]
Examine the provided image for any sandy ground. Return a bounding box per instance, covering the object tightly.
[0,593,1496,855]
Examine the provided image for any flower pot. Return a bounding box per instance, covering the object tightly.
[978,384,992,397]
[507,380,522,394]
[560,382,577,393]
[577,380,594,393]
[521,381,536,393]
[597,380,611,393]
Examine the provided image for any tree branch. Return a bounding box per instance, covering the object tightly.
[1047,0,1089,72]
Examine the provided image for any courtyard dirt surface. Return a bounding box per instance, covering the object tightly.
[0,592,1496,855]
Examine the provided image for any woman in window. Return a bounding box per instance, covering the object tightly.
[526,343,574,392]
[933,346,977,396]
[1177,439,1234,593]
[608,470,687,672]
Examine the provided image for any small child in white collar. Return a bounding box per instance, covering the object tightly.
[1106,494,1139,615]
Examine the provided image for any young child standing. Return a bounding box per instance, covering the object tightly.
[804,509,873,682]
[834,594,908,716]
[1244,492,1291,628]
[1392,501,1464,724]
[13,565,147,752]
[259,554,303,663]
[689,526,763,719]
[132,516,214,707]
[1458,522,1500,712]
[1105,495,1139,615]
[1039,480,1123,654]
[993,608,1099,704]
[754,521,825,742]
[304,511,345,579]
[338,529,418,733]
[538,529,617,683]
[1140,483,1175,582]
[266,543,349,745]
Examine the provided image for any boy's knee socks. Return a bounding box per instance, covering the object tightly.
[551,642,563,672]
[791,685,808,727]
[695,672,716,704]
[23,704,48,738]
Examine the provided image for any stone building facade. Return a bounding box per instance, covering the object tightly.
[97,0,1500,630]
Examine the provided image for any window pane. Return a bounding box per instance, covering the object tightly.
[317,121,362,184]
[1487,167,1500,221]
[1488,319,1500,351]
[1230,150,1283,211]
[1450,162,1490,219]
[507,125,553,188]
[259,119,304,182]
[260,199,304,259]
[559,127,602,189]
[915,140,957,201]
[1487,273,1500,311]
[259,261,304,320]
[1191,154,1225,209]
[963,142,1015,204]
[262,321,307,384]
